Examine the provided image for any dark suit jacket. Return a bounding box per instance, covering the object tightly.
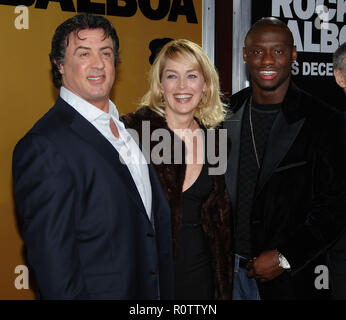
[329,232,346,299]
[12,97,174,300]
[224,83,346,299]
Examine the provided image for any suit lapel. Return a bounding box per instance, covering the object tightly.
[255,111,305,196]
[255,84,306,197]
[224,99,248,210]
[55,98,148,217]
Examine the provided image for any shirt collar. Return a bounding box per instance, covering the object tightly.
[60,86,119,122]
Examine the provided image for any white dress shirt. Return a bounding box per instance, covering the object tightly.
[60,86,152,219]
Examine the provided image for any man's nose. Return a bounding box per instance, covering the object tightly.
[91,52,105,69]
[261,51,275,66]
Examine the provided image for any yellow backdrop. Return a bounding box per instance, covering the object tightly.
[0,0,202,299]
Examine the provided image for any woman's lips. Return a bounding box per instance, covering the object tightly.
[174,94,193,103]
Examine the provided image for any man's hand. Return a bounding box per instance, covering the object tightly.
[246,250,285,282]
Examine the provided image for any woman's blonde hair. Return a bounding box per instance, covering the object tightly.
[139,39,226,128]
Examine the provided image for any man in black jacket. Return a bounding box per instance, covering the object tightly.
[224,17,346,300]
[328,42,346,300]
[12,13,174,299]
[333,42,346,94]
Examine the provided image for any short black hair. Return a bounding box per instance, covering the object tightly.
[245,17,294,48]
[49,13,119,88]
[333,42,346,73]
[148,38,173,65]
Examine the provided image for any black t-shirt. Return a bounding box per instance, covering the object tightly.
[234,98,281,258]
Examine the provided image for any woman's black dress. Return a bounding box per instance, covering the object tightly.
[174,162,215,299]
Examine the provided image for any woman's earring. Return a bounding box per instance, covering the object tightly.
[160,92,165,105]
[198,91,207,107]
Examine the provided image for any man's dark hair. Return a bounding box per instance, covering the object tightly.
[333,42,346,73]
[49,13,119,88]
[245,17,294,48]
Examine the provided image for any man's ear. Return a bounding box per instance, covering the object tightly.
[334,69,346,89]
[243,47,247,63]
[55,60,64,75]
[292,45,297,62]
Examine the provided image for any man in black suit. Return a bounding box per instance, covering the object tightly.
[12,13,174,299]
[328,42,346,300]
[333,42,346,94]
[224,17,346,299]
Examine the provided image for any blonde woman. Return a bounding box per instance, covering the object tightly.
[123,39,232,299]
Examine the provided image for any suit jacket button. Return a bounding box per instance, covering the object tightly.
[150,269,157,275]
